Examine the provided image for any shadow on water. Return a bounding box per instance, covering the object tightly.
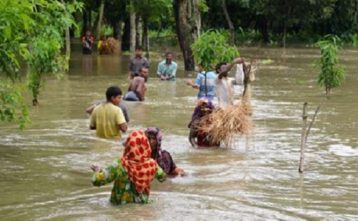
[0,47,357,220]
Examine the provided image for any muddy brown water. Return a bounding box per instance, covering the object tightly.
[0,47,357,221]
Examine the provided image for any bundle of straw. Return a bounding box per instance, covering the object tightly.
[197,99,253,147]
[196,60,257,147]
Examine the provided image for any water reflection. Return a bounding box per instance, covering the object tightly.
[81,55,93,75]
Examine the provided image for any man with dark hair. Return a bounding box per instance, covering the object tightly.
[156,52,177,81]
[90,86,128,139]
[129,46,149,78]
[215,57,244,107]
[124,67,148,101]
[185,63,217,101]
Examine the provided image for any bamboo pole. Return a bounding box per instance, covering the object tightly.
[299,102,308,173]
[299,103,320,173]
[305,105,320,144]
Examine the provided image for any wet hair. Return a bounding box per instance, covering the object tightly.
[135,46,143,51]
[215,62,227,73]
[105,86,122,101]
[145,127,162,149]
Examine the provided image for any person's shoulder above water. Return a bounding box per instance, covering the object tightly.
[133,75,145,83]
[206,71,217,77]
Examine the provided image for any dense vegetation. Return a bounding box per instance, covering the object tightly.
[76,0,357,47]
[0,0,81,128]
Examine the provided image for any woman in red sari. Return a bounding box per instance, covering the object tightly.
[91,130,166,204]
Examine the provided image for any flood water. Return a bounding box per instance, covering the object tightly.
[0,47,357,221]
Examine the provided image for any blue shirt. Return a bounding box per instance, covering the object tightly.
[194,71,217,100]
[157,60,177,80]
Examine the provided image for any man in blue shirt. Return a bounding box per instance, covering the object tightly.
[185,64,217,101]
[156,52,177,81]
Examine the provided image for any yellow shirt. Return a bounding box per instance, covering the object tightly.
[90,103,126,139]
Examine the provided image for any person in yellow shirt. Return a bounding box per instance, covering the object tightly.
[90,86,128,139]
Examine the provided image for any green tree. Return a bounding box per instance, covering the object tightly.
[191,30,239,70]
[317,35,345,97]
[0,0,81,127]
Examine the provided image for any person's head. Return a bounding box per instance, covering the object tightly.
[145,127,162,154]
[195,64,204,72]
[197,98,214,116]
[85,30,91,37]
[139,67,149,81]
[165,52,173,63]
[215,62,228,74]
[215,62,230,78]
[105,86,122,105]
[135,46,143,57]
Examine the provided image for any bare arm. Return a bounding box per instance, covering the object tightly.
[185,79,199,89]
[118,123,128,132]
[89,109,96,129]
[218,57,244,79]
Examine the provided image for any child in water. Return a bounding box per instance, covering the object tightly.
[91,130,166,204]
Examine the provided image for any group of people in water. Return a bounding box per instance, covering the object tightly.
[88,85,185,205]
[86,32,252,205]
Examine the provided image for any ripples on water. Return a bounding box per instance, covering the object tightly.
[0,48,357,221]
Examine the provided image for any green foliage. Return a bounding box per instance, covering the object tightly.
[203,0,357,45]
[191,30,240,70]
[352,34,358,47]
[132,0,172,22]
[198,0,209,13]
[316,35,345,96]
[0,81,29,129]
[236,28,262,45]
[101,25,114,36]
[0,0,82,127]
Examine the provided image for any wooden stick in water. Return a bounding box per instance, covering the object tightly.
[299,102,308,173]
[299,103,320,173]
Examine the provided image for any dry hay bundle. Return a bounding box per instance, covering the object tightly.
[99,37,119,54]
[198,101,253,147]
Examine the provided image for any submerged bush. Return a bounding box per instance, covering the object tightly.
[317,35,345,97]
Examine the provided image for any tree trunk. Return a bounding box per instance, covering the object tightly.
[130,10,136,52]
[258,16,269,44]
[64,26,71,59]
[61,0,71,58]
[88,9,92,31]
[143,17,150,59]
[122,18,130,51]
[136,16,143,47]
[221,0,235,44]
[96,0,105,39]
[113,20,122,40]
[354,0,358,27]
[173,0,197,71]
[192,0,201,37]
[282,21,287,48]
[82,9,89,34]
